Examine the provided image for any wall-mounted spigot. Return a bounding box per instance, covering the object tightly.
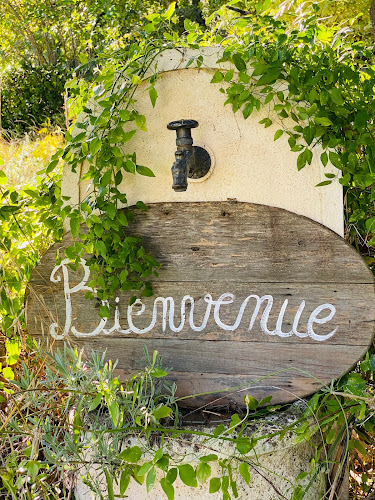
[167,119,211,192]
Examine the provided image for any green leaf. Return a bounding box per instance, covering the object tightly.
[90,138,102,155]
[89,394,102,411]
[101,169,112,187]
[178,464,197,487]
[136,165,155,177]
[154,405,172,420]
[149,87,158,108]
[2,367,14,380]
[104,469,115,500]
[274,129,283,141]
[123,130,137,142]
[257,71,280,86]
[26,461,40,481]
[120,470,131,495]
[314,116,332,127]
[5,339,20,365]
[96,240,107,257]
[224,69,234,82]
[236,437,254,454]
[354,110,368,129]
[259,117,272,128]
[119,446,142,463]
[213,423,225,437]
[321,151,328,167]
[166,468,178,483]
[211,71,224,83]
[329,151,343,169]
[232,53,246,72]
[348,438,367,456]
[244,395,258,410]
[239,462,250,484]
[316,180,332,187]
[161,478,174,500]
[0,170,7,184]
[109,401,120,426]
[146,467,156,493]
[329,88,343,106]
[199,454,218,462]
[196,462,211,484]
[99,305,111,318]
[138,462,153,477]
[164,1,176,19]
[209,477,221,493]
[136,200,149,211]
[46,159,59,174]
[135,114,147,131]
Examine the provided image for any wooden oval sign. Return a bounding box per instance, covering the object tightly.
[26,202,375,408]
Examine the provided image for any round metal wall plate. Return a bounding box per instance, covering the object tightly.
[188,146,211,179]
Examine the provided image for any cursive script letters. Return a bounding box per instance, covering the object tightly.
[49,259,337,342]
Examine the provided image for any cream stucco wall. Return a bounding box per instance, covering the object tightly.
[62,47,344,236]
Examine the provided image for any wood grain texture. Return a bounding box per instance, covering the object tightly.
[25,202,375,407]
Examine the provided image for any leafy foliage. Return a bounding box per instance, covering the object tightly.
[1,63,66,134]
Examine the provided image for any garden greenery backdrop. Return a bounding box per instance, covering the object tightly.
[1,0,375,498]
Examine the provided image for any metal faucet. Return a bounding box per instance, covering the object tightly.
[167,119,211,192]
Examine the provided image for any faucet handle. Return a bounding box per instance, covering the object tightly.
[167,119,198,131]
[167,119,199,147]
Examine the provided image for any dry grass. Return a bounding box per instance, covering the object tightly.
[0,129,63,189]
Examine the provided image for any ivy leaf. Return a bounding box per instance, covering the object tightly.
[232,53,246,72]
[166,468,178,483]
[119,446,142,463]
[164,1,176,19]
[178,464,197,487]
[153,405,172,420]
[196,462,211,484]
[211,71,224,83]
[149,87,158,108]
[274,129,283,141]
[0,170,7,185]
[329,151,343,169]
[314,116,332,127]
[136,165,155,177]
[120,470,131,495]
[99,305,111,318]
[90,138,102,155]
[209,478,221,493]
[135,114,147,131]
[146,467,156,492]
[121,130,137,142]
[259,117,272,128]
[236,437,254,454]
[160,478,174,500]
[239,462,251,484]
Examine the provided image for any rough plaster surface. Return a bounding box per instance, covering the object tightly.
[62,47,344,236]
[75,403,325,500]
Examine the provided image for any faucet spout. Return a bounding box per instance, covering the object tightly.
[171,150,192,191]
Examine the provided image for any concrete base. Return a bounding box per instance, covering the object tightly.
[75,403,329,499]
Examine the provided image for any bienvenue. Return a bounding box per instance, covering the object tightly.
[49,259,337,342]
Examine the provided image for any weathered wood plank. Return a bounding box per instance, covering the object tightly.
[25,201,375,407]
[29,202,373,285]
[45,338,367,407]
